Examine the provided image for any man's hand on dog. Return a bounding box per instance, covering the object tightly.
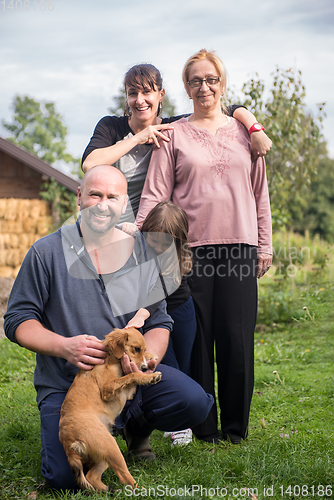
[121,353,157,374]
[64,334,108,370]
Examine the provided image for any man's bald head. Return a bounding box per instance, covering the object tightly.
[78,165,129,235]
[80,165,128,195]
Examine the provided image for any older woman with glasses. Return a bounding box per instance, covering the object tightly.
[136,49,273,445]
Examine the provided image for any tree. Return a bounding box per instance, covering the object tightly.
[290,157,334,242]
[3,95,80,227]
[108,88,177,118]
[108,88,126,117]
[3,95,78,165]
[160,93,177,119]
[235,68,326,230]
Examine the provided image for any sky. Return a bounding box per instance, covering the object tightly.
[1,0,334,170]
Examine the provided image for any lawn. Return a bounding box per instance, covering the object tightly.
[0,235,333,500]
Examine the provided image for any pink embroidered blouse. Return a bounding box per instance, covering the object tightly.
[136,117,272,254]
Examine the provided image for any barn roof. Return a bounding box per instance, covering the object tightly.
[0,136,80,194]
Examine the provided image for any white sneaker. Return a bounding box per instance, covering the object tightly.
[163,431,173,438]
[170,429,193,446]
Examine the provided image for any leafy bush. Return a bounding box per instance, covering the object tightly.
[257,231,333,326]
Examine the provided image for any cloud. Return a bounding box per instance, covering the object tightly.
[0,0,333,158]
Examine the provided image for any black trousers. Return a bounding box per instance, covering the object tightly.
[188,244,258,441]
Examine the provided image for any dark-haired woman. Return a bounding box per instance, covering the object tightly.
[81,63,272,223]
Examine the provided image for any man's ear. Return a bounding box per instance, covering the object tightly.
[121,195,129,215]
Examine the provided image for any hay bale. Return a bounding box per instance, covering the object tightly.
[4,199,19,221]
[0,198,53,272]
[0,266,13,278]
[9,233,20,249]
[6,221,23,233]
[29,200,42,219]
[2,234,11,249]
[39,200,51,216]
[6,250,21,268]
[0,199,7,219]
[22,217,37,233]
[0,234,11,250]
[17,199,32,221]
[0,250,6,267]
[19,233,31,249]
[28,234,37,246]
[13,265,21,278]
[36,216,53,236]
[20,248,30,262]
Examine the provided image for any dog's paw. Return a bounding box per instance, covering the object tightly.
[150,371,162,384]
[145,352,158,362]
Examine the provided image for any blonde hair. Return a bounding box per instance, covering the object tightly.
[182,49,227,111]
[141,201,192,281]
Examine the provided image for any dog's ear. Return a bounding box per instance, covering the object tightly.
[105,329,128,359]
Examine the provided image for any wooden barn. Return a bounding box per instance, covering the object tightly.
[0,136,80,278]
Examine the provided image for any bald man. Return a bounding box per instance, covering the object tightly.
[4,165,213,492]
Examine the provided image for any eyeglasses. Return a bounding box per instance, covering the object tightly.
[187,77,221,88]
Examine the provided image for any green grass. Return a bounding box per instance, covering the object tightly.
[1,278,333,499]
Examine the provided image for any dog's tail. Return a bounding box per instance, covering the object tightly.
[67,441,94,491]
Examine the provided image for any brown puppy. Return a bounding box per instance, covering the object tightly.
[59,327,161,492]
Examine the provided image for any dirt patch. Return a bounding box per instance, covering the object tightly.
[0,277,14,338]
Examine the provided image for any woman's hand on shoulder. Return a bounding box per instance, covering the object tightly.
[119,222,138,236]
[136,124,174,148]
[125,308,150,329]
[251,130,272,160]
